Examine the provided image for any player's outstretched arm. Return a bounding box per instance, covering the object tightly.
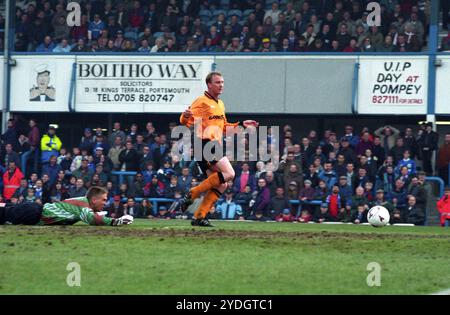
[80,208,134,226]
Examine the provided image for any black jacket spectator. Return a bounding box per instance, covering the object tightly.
[406,205,425,225]
[118,145,140,172]
[268,195,290,220]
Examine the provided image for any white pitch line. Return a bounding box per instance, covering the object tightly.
[430,288,450,295]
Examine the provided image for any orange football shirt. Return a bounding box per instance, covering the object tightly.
[180,91,239,142]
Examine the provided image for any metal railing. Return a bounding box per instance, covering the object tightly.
[117,196,322,217]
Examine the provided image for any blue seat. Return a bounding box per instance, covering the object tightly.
[124,31,137,40]
[227,9,242,18]
[199,9,212,18]
[153,32,164,39]
[212,9,227,17]
[220,0,230,9]
[200,15,211,23]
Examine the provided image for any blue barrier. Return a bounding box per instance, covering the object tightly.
[426,176,445,198]
[118,196,322,217]
[111,171,137,186]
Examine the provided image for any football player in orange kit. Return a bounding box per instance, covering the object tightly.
[179,72,258,226]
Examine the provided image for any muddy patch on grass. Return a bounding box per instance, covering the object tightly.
[1,225,449,241]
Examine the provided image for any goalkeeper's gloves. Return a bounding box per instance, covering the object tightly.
[112,214,134,226]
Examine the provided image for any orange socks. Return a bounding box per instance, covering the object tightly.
[190,172,224,200]
[194,189,222,220]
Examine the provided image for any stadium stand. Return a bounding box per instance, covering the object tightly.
[10,0,437,53]
[1,114,447,225]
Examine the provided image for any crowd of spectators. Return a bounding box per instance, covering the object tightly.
[1,115,449,226]
[11,0,434,53]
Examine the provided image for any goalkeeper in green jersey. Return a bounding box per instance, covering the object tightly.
[0,186,133,226]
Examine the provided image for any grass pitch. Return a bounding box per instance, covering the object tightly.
[1,219,449,295]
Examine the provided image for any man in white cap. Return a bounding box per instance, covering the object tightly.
[30,64,55,102]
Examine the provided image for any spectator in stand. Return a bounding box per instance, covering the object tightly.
[12,178,28,201]
[404,195,425,225]
[437,187,450,227]
[42,155,61,186]
[107,195,124,218]
[437,133,450,184]
[326,185,348,222]
[71,14,89,42]
[371,189,395,213]
[35,35,55,52]
[216,190,244,220]
[372,136,385,167]
[268,186,291,220]
[315,202,332,223]
[276,208,296,222]
[286,180,299,201]
[356,131,374,158]
[54,15,71,42]
[349,186,369,219]
[264,171,280,198]
[93,134,110,155]
[337,175,353,207]
[397,150,416,176]
[403,127,419,160]
[88,14,105,41]
[123,197,142,218]
[80,128,95,153]
[108,136,125,171]
[390,137,407,165]
[40,126,62,164]
[265,2,282,25]
[1,119,20,151]
[417,122,439,175]
[284,163,303,193]
[314,179,328,201]
[3,161,24,201]
[354,167,372,190]
[50,181,70,202]
[338,138,356,164]
[144,174,165,198]
[374,125,400,156]
[119,141,140,187]
[250,178,270,217]
[376,164,396,197]
[299,179,315,210]
[377,34,394,52]
[2,143,21,169]
[233,162,256,194]
[319,161,337,191]
[341,125,359,149]
[109,122,126,146]
[407,175,428,211]
[72,158,94,184]
[350,203,368,224]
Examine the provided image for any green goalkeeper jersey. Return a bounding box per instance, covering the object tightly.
[37,197,113,226]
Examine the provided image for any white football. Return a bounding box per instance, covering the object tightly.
[367,206,390,227]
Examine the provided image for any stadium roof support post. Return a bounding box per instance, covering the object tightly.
[1,0,11,133]
[426,0,440,131]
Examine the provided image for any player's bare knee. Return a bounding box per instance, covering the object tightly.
[226,168,235,181]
